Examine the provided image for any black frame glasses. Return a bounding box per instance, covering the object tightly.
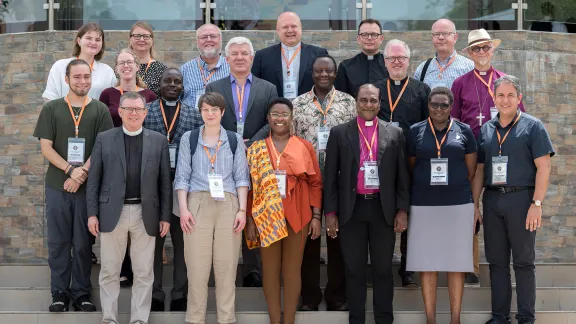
[358,32,382,40]
[470,45,492,53]
[385,56,409,63]
[130,34,152,40]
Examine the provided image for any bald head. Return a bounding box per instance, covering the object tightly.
[432,19,456,33]
[431,19,458,57]
[276,12,302,47]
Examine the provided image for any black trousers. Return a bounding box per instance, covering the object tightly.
[45,185,92,300]
[397,230,412,277]
[483,188,536,324]
[300,232,346,307]
[340,197,395,324]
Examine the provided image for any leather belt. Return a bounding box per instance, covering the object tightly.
[124,198,141,204]
[486,186,533,194]
[357,193,380,200]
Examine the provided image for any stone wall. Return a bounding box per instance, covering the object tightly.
[0,30,574,263]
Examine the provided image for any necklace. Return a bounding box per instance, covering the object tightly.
[473,75,490,126]
[71,106,82,120]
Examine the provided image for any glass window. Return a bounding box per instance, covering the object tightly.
[525,0,576,33]
[0,0,48,34]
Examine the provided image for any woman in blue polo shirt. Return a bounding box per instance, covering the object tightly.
[406,87,478,324]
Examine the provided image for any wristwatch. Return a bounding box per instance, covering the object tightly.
[532,200,542,207]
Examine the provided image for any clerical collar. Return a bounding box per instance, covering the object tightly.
[474,66,493,76]
[390,76,408,86]
[358,116,377,127]
[123,126,143,136]
[162,98,179,106]
[362,51,380,60]
[281,42,301,51]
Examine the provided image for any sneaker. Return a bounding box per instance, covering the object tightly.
[465,273,480,286]
[49,291,69,312]
[72,296,97,312]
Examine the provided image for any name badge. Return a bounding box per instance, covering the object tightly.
[390,122,400,128]
[195,89,206,109]
[275,170,287,198]
[208,173,225,200]
[317,126,330,151]
[283,81,297,99]
[169,145,177,169]
[237,122,245,136]
[430,158,449,185]
[492,156,508,185]
[67,137,85,165]
[363,161,379,189]
[490,107,498,119]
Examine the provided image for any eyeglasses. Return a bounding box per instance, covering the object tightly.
[358,32,382,40]
[429,102,451,110]
[201,108,221,114]
[470,45,492,53]
[197,34,220,41]
[120,107,147,114]
[385,56,409,63]
[117,60,136,66]
[431,32,455,38]
[131,34,152,40]
[269,113,292,118]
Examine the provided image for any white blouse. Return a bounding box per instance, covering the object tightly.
[42,57,117,101]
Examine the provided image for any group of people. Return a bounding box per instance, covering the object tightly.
[33,11,554,324]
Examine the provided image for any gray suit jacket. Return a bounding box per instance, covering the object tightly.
[87,127,172,236]
[205,75,278,145]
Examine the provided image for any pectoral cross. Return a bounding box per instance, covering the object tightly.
[75,115,79,120]
[477,113,485,126]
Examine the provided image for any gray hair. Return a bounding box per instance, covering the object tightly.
[494,75,522,95]
[225,37,255,57]
[119,91,146,107]
[384,39,411,58]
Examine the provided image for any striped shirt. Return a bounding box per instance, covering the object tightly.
[174,125,250,195]
[413,51,474,90]
[180,56,230,109]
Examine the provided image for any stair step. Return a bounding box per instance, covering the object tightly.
[0,287,574,312]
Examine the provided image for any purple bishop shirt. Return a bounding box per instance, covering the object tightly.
[356,116,380,194]
[451,67,525,138]
[230,74,252,123]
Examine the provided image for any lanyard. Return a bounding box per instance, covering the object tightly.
[159,100,181,142]
[311,89,336,125]
[119,86,140,95]
[357,120,378,161]
[197,58,216,87]
[268,137,288,170]
[386,78,410,121]
[436,54,457,79]
[281,45,301,77]
[473,70,494,99]
[144,58,152,75]
[235,83,246,120]
[496,112,522,156]
[203,140,222,173]
[427,118,453,158]
[65,95,88,138]
[77,56,94,71]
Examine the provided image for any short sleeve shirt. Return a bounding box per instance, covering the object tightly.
[477,112,555,186]
[408,119,477,206]
[33,98,114,192]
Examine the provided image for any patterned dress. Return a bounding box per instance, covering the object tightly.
[138,61,167,97]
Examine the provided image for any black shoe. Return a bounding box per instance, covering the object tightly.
[170,298,187,312]
[243,272,262,287]
[91,252,98,264]
[326,302,349,311]
[151,298,165,312]
[49,291,70,312]
[298,304,319,311]
[401,274,419,288]
[465,273,480,286]
[485,319,512,324]
[72,296,96,312]
[119,276,132,288]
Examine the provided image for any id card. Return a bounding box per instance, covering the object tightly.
[490,107,498,119]
[363,161,379,189]
[283,81,297,99]
[390,122,400,128]
[275,170,287,198]
[169,145,177,169]
[492,156,508,185]
[317,127,330,151]
[237,122,245,136]
[208,173,225,200]
[67,137,85,165]
[430,158,449,185]
[195,89,206,109]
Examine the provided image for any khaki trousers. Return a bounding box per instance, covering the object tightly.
[184,192,241,324]
[100,204,156,324]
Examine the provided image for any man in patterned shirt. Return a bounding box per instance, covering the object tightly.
[292,54,356,312]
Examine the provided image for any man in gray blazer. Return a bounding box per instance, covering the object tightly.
[86,91,172,324]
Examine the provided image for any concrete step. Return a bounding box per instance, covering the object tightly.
[0,287,574,312]
[2,263,576,288]
[1,311,576,324]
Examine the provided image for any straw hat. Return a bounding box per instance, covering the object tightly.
[461,29,501,53]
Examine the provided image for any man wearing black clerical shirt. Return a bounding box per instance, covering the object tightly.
[334,19,389,97]
[143,68,203,311]
[374,39,430,288]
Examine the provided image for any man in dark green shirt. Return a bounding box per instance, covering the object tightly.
[33,59,113,313]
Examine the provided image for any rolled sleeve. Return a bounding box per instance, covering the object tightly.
[174,130,193,191]
[233,134,251,189]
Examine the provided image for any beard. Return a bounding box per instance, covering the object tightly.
[70,86,89,97]
[475,57,490,67]
[200,47,220,58]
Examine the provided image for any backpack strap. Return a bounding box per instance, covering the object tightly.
[226,130,238,156]
[189,128,237,161]
[420,58,433,82]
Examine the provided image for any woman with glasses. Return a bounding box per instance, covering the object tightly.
[129,21,167,97]
[100,49,157,127]
[406,87,478,324]
[245,98,323,324]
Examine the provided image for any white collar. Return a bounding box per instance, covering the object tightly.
[281,42,301,51]
[122,126,143,136]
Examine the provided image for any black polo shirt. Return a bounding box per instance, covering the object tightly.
[408,119,477,206]
[477,111,555,186]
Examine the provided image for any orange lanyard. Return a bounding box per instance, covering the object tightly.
[357,120,378,161]
[159,100,181,142]
[197,58,216,87]
[235,83,246,120]
[436,54,457,79]
[77,56,94,71]
[473,71,494,99]
[281,45,301,77]
[203,140,222,173]
[311,89,336,125]
[428,118,453,158]
[144,58,152,75]
[268,137,288,169]
[119,86,140,95]
[496,112,522,156]
[387,78,410,121]
[65,95,89,138]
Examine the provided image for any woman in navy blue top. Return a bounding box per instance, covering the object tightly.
[406,86,477,324]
